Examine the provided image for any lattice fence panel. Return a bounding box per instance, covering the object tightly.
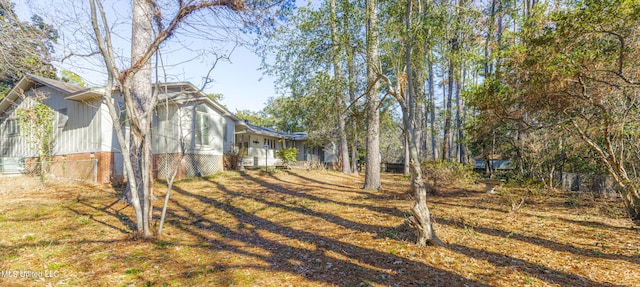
[156,154,181,179]
[185,154,222,177]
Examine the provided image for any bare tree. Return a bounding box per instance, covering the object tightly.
[86,0,278,237]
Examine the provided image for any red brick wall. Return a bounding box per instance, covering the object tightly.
[50,152,114,183]
[23,152,115,183]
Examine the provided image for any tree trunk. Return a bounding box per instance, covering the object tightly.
[403,68,442,246]
[329,0,351,174]
[428,49,438,160]
[402,0,441,246]
[342,0,359,176]
[443,59,453,160]
[404,133,410,176]
[129,0,154,237]
[363,0,381,190]
[455,66,463,163]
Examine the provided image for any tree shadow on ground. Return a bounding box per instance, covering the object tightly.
[282,170,356,190]
[241,173,406,218]
[437,217,640,265]
[447,243,625,287]
[163,181,491,286]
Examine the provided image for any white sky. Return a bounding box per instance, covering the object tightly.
[13,0,315,113]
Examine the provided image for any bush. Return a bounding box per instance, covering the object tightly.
[421,160,477,188]
[276,148,298,166]
[224,151,241,170]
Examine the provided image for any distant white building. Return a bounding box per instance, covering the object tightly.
[234,122,338,168]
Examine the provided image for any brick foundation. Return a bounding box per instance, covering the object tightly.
[23,152,115,183]
[23,152,223,184]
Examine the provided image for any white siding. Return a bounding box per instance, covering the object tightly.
[0,86,106,157]
[223,117,235,153]
[0,96,37,157]
[152,101,231,156]
[153,104,180,153]
[45,92,104,155]
[183,104,223,156]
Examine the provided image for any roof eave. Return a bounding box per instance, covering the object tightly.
[0,76,34,114]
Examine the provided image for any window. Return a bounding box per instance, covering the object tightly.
[5,119,19,136]
[57,108,68,129]
[223,123,228,142]
[118,101,129,126]
[195,105,209,145]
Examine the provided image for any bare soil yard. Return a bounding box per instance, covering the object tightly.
[0,170,638,286]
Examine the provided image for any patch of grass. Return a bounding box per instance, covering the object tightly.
[155,241,170,249]
[77,215,91,225]
[125,268,144,275]
[46,262,63,270]
[384,228,399,239]
[1,253,20,260]
[260,167,279,176]
[388,244,404,255]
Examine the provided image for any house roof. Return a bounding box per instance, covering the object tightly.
[0,74,243,127]
[27,74,86,94]
[154,82,242,122]
[239,122,287,139]
[61,79,241,122]
[0,74,87,115]
[236,122,309,141]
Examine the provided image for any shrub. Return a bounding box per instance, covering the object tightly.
[224,150,241,170]
[276,148,298,166]
[421,160,477,188]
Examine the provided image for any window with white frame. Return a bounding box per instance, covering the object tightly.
[195,105,209,146]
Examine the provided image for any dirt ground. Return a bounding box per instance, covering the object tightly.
[0,170,638,286]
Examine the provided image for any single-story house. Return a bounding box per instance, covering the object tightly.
[0,74,340,182]
[0,74,242,182]
[234,122,338,168]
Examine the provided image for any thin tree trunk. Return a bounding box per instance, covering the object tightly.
[130,0,154,237]
[342,0,359,176]
[455,66,463,163]
[404,104,443,246]
[404,133,410,175]
[428,49,438,160]
[443,58,453,160]
[363,0,381,190]
[485,0,496,76]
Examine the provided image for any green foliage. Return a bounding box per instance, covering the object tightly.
[17,101,55,180]
[276,147,297,165]
[0,2,58,89]
[421,160,477,187]
[124,268,143,275]
[60,70,86,87]
[206,93,224,102]
[260,167,279,176]
[235,109,277,129]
